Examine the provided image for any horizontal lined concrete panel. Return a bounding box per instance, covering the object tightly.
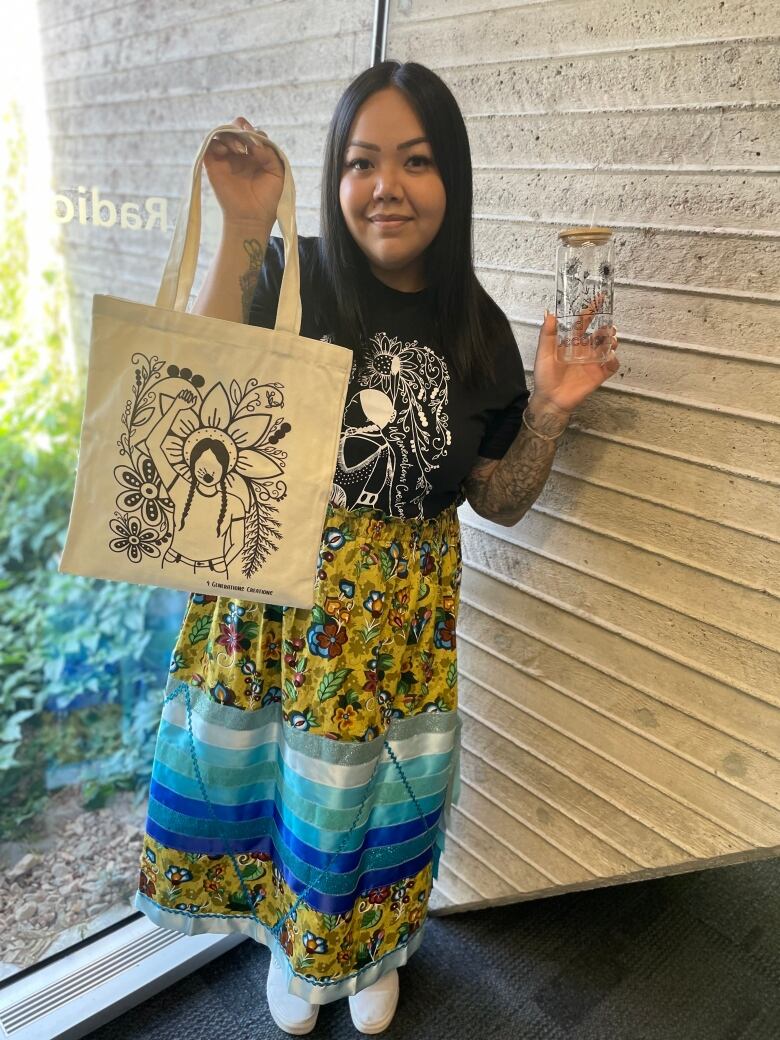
[478,268,780,360]
[427,40,777,112]
[430,859,486,904]
[457,623,780,801]
[465,106,780,167]
[40,0,291,31]
[386,0,780,911]
[444,806,550,895]
[440,826,520,896]
[393,0,565,22]
[534,471,779,594]
[474,168,777,231]
[569,391,780,482]
[459,523,780,698]
[567,390,779,481]
[459,647,780,845]
[49,122,333,165]
[46,75,367,133]
[42,1,372,80]
[393,0,779,47]
[45,35,360,108]
[52,162,323,211]
[474,219,777,295]
[459,685,727,859]
[448,778,591,887]
[458,568,779,756]
[512,325,779,417]
[551,435,780,541]
[433,627,780,908]
[464,506,778,649]
[456,746,641,878]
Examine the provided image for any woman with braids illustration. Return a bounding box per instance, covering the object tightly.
[145,387,246,576]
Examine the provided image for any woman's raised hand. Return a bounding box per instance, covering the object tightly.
[173,388,198,410]
[532,293,620,417]
[203,115,285,230]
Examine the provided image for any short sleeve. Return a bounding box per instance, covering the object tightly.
[477,342,530,459]
[247,236,285,330]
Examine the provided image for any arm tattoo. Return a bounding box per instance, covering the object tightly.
[462,396,570,527]
[239,237,267,323]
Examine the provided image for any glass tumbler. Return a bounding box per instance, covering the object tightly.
[555,226,615,364]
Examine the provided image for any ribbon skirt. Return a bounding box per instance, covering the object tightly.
[134,497,463,1004]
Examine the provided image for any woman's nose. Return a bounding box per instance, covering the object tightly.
[372,170,402,201]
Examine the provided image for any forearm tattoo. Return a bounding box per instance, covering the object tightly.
[462,397,570,526]
[239,237,266,323]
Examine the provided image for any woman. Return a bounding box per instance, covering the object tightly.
[145,387,246,577]
[134,60,619,1035]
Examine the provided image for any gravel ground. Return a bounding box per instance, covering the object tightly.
[0,785,148,981]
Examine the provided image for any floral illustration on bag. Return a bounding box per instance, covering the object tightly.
[329,332,451,519]
[109,354,291,580]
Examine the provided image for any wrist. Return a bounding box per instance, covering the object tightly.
[221,217,274,237]
[527,392,573,432]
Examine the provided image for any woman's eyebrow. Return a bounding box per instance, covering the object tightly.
[347,136,429,151]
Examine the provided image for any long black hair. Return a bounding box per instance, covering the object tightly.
[315,59,506,390]
[179,438,230,536]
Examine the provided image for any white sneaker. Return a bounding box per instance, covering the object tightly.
[348,968,400,1034]
[266,954,319,1035]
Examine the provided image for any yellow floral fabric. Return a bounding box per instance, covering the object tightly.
[137,498,461,992]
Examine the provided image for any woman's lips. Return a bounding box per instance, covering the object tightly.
[370,217,411,230]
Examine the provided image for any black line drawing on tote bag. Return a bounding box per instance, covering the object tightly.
[108,353,291,580]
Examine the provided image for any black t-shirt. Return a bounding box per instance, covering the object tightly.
[248,236,529,520]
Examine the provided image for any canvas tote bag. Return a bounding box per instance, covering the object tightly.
[59,124,353,610]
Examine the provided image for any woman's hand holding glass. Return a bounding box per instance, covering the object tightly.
[531,293,620,418]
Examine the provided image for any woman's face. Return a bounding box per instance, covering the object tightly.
[194,448,222,486]
[339,86,446,293]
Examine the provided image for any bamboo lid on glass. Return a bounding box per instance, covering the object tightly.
[558,226,613,245]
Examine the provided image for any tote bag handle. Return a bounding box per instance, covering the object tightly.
[155,123,302,335]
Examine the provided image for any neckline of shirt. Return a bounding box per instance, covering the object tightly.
[361,263,433,302]
[297,234,434,304]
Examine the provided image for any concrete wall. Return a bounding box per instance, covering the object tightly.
[383,0,780,911]
[40,0,373,356]
[40,0,779,913]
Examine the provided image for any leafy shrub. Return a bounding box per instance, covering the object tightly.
[0,99,182,838]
